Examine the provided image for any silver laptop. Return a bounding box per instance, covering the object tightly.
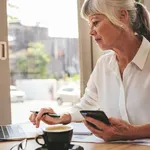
[0,122,44,141]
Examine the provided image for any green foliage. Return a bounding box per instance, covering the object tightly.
[62,73,80,81]
[8,3,19,9]
[16,42,50,79]
[16,55,28,72]
[7,2,19,22]
[72,74,80,81]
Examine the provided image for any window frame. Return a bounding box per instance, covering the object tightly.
[0,0,11,124]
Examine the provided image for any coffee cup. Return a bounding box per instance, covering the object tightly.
[35,124,73,150]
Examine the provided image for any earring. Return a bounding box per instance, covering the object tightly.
[134,32,138,36]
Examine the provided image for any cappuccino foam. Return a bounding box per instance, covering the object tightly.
[45,125,72,132]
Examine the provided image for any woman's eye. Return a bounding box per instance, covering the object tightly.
[93,21,99,26]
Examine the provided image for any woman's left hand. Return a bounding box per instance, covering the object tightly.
[83,117,136,141]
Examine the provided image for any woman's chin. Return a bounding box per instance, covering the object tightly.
[97,44,110,51]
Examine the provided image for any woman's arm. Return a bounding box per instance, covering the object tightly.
[68,63,100,122]
[132,124,150,139]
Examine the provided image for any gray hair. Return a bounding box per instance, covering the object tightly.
[81,0,150,42]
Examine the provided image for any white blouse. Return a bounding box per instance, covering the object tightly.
[69,37,150,125]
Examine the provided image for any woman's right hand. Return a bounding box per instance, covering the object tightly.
[29,107,71,128]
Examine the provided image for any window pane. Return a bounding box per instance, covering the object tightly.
[7,0,80,123]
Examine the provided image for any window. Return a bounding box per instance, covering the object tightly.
[0,0,95,124]
[7,0,80,123]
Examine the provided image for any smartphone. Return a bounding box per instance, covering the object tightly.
[80,110,110,130]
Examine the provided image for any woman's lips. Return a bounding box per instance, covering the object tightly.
[95,38,102,42]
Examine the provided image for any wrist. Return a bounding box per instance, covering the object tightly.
[60,113,71,124]
[127,125,149,140]
[126,125,140,140]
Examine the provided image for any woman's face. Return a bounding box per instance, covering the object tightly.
[88,14,122,50]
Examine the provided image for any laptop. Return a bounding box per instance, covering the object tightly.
[0,122,45,141]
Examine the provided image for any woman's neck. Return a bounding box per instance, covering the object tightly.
[112,34,142,69]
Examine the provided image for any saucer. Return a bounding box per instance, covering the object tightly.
[35,144,84,150]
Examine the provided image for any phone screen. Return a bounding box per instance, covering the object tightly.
[80,110,110,129]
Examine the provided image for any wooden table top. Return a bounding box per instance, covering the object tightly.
[0,139,150,150]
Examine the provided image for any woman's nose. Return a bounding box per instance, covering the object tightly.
[89,27,96,36]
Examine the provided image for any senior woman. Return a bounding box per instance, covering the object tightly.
[29,0,150,141]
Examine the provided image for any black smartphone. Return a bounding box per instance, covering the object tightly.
[80,110,110,130]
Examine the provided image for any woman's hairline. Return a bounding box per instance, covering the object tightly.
[81,9,125,31]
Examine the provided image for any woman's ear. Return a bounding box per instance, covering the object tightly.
[119,9,129,24]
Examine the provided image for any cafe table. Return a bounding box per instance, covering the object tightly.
[0,139,150,150]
